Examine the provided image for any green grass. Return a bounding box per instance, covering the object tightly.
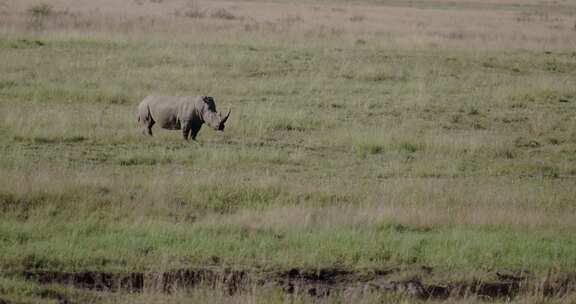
[1,26,576,302]
[1,218,575,272]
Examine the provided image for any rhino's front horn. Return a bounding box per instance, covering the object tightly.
[221,108,231,124]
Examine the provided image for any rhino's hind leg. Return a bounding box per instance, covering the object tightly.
[145,120,154,136]
[139,116,154,136]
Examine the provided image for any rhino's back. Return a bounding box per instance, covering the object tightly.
[144,96,193,130]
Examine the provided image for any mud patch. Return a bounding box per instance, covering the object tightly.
[270,268,395,297]
[21,268,576,300]
[22,269,247,295]
[270,269,521,300]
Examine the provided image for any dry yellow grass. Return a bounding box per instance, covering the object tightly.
[1,0,575,49]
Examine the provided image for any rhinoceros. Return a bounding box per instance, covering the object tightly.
[137,95,230,140]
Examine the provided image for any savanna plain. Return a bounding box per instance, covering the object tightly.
[1,0,576,303]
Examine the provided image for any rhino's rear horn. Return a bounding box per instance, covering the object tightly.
[220,109,231,124]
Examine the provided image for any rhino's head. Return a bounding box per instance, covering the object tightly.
[201,96,231,131]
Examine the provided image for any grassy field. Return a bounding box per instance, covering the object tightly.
[1,0,576,302]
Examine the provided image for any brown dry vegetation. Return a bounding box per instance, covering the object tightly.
[1,0,576,48]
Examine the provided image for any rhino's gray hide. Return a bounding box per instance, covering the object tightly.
[138,95,230,140]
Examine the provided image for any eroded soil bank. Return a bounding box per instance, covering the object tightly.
[19,267,576,301]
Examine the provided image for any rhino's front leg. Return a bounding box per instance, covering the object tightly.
[181,120,191,140]
[190,127,200,141]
